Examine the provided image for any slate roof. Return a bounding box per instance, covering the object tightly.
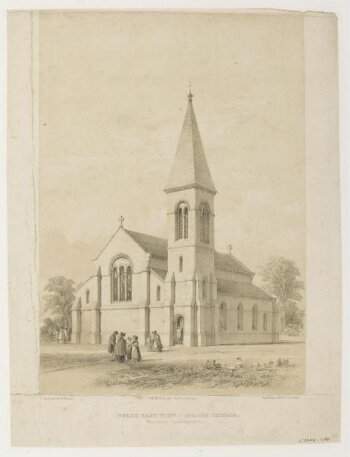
[126,230,253,277]
[95,224,254,280]
[217,279,272,301]
[126,229,168,258]
[214,251,254,276]
[164,93,217,195]
[150,268,167,280]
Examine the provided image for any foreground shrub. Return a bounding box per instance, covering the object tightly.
[204,359,222,370]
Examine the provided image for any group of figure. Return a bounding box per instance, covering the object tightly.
[146,330,163,352]
[108,331,141,363]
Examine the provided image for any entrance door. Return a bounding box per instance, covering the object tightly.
[174,315,184,345]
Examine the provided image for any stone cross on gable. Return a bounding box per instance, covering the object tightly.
[119,215,125,227]
[228,244,232,255]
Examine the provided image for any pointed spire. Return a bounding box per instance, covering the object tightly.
[164,92,217,195]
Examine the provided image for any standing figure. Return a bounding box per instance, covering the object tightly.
[131,336,142,363]
[126,337,133,361]
[146,332,154,352]
[115,332,126,362]
[176,326,183,344]
[58,327,65,344]
[108,331,118,360]
[153,331,163,352]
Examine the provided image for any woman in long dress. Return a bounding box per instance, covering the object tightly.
[131,336,141,363]
[146,333,154,352]
[126,337,133,361]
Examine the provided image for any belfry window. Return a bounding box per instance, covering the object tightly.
[157,285,161,301]
[183,206,188,238]
[86,289,90,304]
[176,202,189,240]
[111,257,133,302]
[199,202,210,243]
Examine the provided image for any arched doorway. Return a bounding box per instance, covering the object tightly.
[174,314,184,345]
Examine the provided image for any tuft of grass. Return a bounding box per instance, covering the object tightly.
[204,359,222,370]
[276,358,294,368]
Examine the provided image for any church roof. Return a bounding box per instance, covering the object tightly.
[217,279,273,301]
[150,267,167,280]
[126,229,253,277]
[164,92,217,195]
[214,251,254,276]
[125,229,168,258]
[95,226,253,279]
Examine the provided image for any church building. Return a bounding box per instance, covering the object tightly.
[71,92,280,347]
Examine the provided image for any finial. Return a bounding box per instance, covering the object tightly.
[119,215,125,227]
[188,80,193,102]
[228,244,232,255]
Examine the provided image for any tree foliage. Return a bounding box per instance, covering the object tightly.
[43,276,76,333]
[260,257,304,330]
[40,317,60,340]
[260,257,304,306]
[284,302,305,329]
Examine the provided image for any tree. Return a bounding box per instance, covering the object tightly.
[260,257,304,330]
[43,276,76,338]
[284,301,305,329]
[40,317,60,340]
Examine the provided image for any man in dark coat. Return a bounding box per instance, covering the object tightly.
[153,331,163,352]
[115,332,127,362]
[108,331,118,360]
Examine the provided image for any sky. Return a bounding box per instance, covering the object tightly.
[39,12,305,294]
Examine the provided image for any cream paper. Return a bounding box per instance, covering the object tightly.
[8,10,341,446]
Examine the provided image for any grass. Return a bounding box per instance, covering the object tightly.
[97,358,295,390]
[40,352,106,372]
[40,343,304,394]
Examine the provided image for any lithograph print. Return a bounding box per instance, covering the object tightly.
[38,11,306,396]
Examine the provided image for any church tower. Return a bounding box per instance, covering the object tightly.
[164,91,218,347]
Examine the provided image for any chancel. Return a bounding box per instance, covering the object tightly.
[72,92,280,346]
